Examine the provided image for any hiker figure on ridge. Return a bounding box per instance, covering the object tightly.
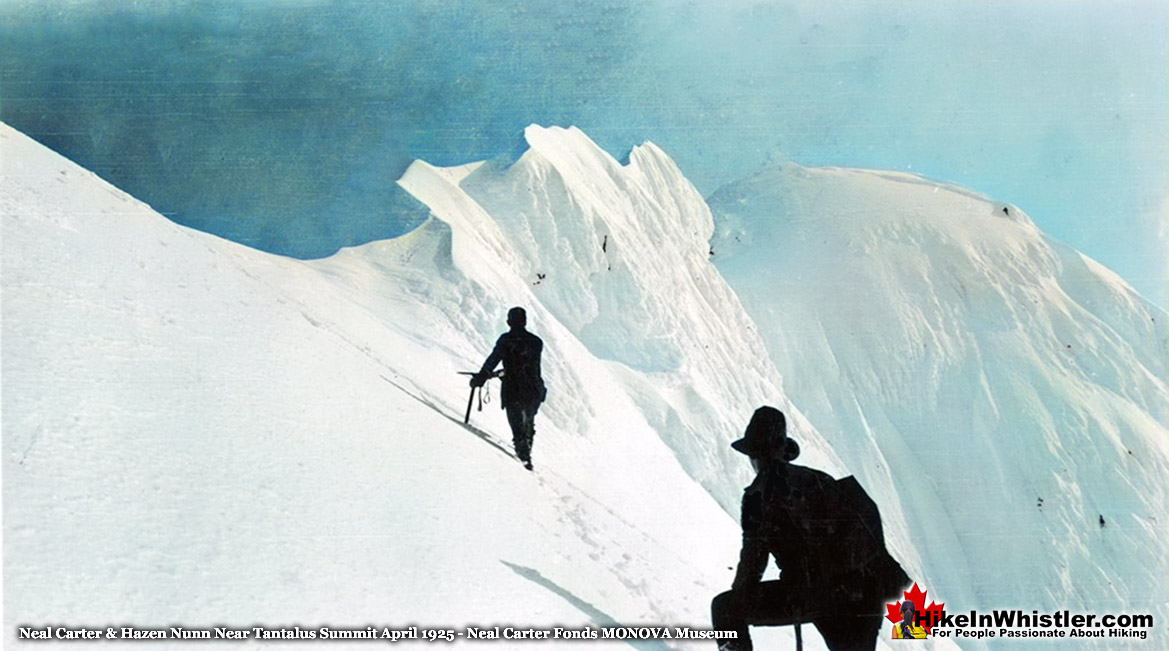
[470,307,546,470]
[711,407,910,650]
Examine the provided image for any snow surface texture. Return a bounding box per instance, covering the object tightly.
[710,165,1169,638]
[2,123,766,649]
[5,119,1166,649]
[414,126,842,510]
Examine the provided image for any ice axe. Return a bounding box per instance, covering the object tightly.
[457,370,503,424]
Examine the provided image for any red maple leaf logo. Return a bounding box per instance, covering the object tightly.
[886,582,946,635]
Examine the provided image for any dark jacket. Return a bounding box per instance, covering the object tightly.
[479,328,545,407]
[735,463,909,604]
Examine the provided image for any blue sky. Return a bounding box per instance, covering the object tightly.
[2,0,1165,305]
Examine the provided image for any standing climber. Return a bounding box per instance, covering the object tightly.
[471,307,546,470]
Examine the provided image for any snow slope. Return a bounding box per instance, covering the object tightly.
[710,165,1169,636]
[7,114,1164,651]
[2,122,756,649]
[409,126,845,511]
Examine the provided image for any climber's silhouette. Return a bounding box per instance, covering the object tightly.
[470,307,546,470]
[711,407,910,650]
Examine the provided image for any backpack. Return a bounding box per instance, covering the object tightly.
[821,476,911,602]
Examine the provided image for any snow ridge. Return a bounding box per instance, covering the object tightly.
[408,124,845,511]
[7,117,1166,650]
[2,122,749,649]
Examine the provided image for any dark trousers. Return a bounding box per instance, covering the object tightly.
[711,581,882,651]
[505,401,540,462]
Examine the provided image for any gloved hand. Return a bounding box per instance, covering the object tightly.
[469,373,487,388]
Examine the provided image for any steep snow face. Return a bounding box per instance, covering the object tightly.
[402,125,843,510]
[710,165,1169,630]
[2,122,749,648]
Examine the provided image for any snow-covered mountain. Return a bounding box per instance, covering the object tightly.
[401,126,846,511]
[4,118,1166,650]
[2,122,748,649]
[709,165,1169,632]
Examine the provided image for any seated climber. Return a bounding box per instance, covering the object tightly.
[711,407,911,650]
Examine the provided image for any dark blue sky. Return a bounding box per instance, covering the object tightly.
[2,0,1165,305]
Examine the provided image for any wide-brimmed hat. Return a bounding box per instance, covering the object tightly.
[731,406,800,461]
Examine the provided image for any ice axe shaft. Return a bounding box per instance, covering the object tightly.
[464,385,477,424]
[458,370,501,425]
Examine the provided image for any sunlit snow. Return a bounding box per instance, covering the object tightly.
[4,121,1166,649]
